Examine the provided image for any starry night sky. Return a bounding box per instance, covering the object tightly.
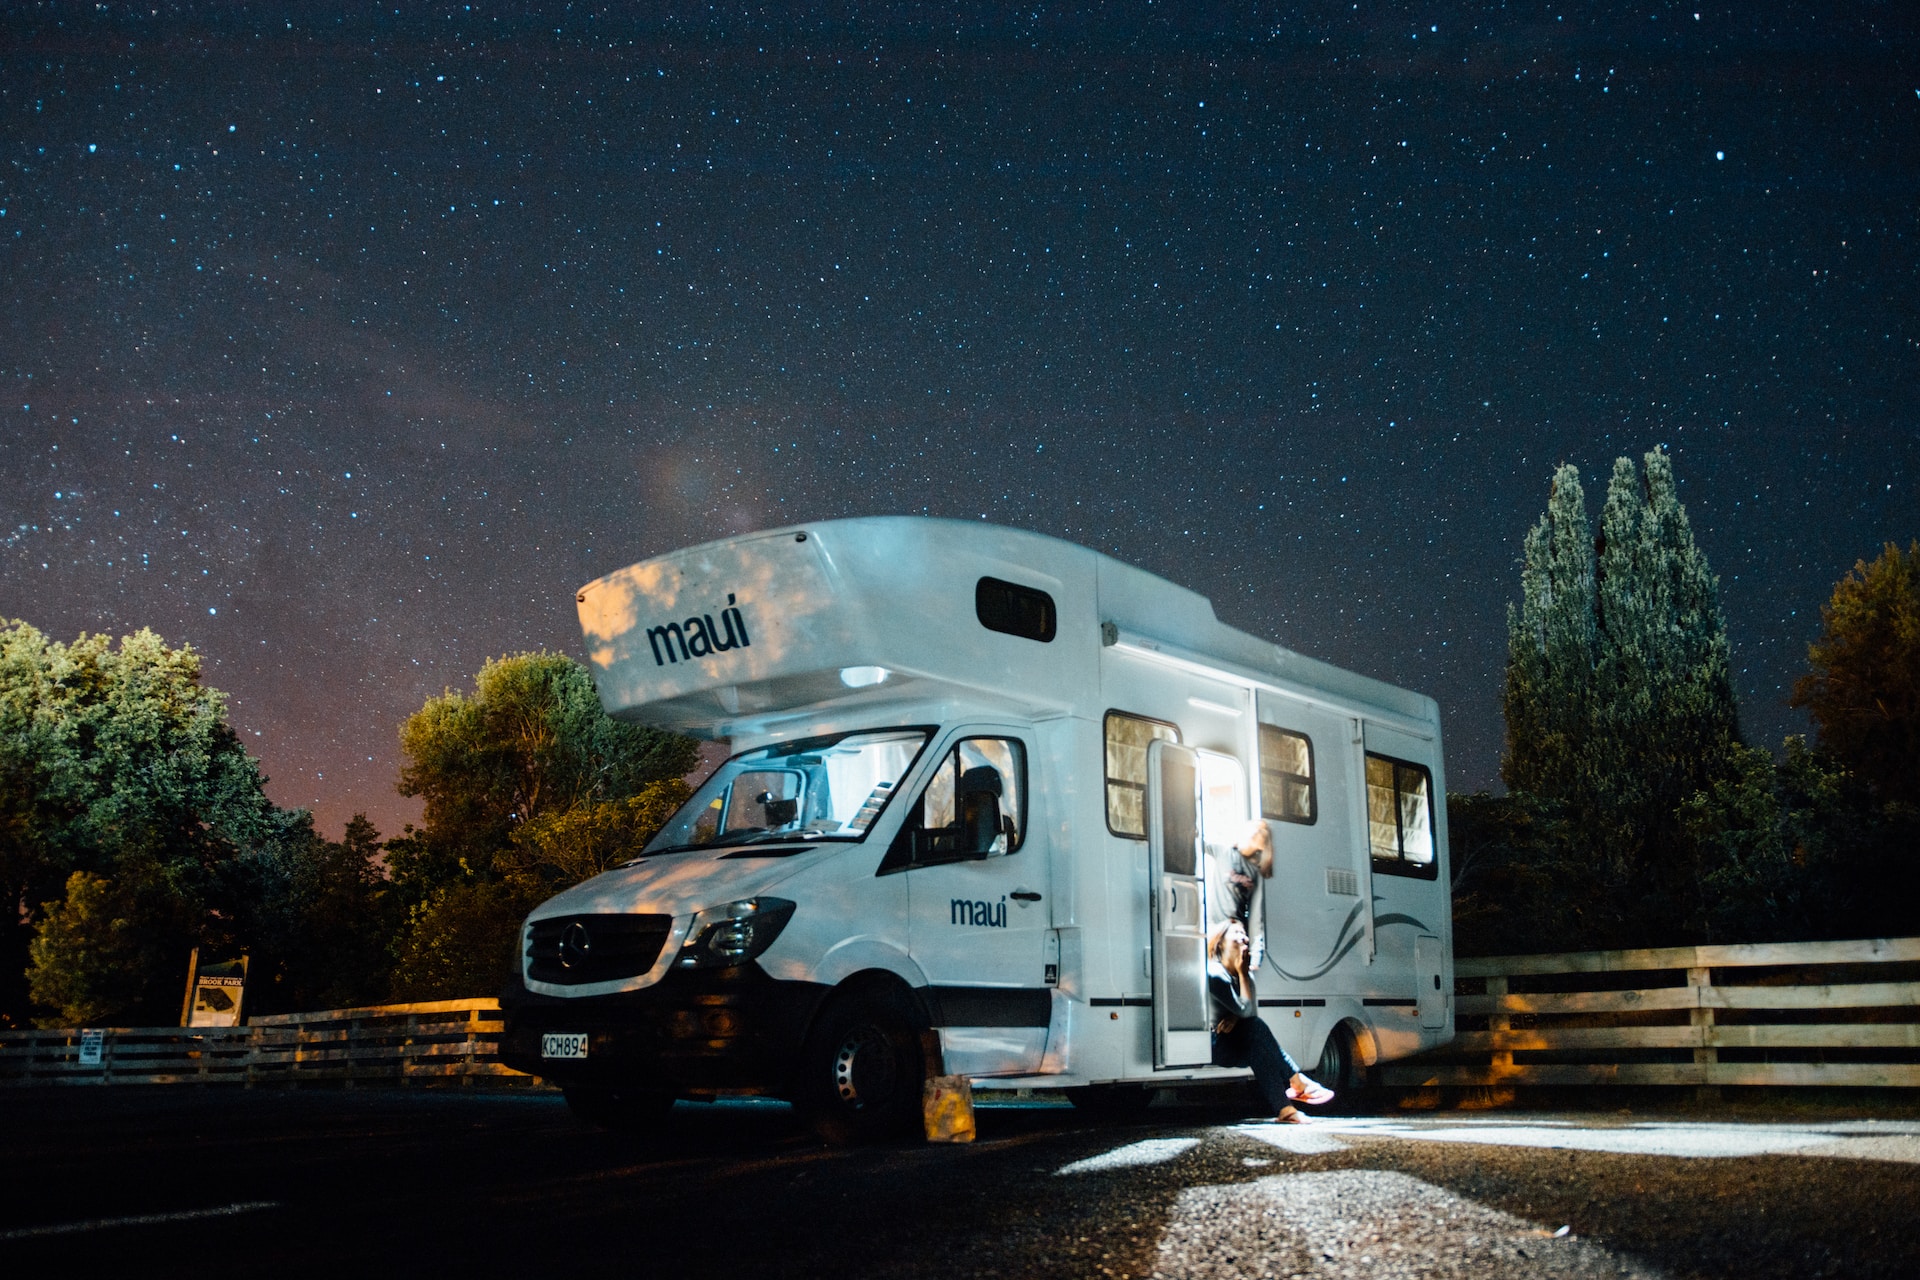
[3,5,1915,841]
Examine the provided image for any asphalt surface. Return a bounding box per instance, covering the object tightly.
[2,1088,1917,1279]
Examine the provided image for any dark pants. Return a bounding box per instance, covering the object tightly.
[1212,1017,1302,1116]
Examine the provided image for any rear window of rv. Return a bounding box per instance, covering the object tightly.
[976,576,1057,643]
[1105,711,1180,838]
[1258,725,1316,824]
[1366,753,1438,879]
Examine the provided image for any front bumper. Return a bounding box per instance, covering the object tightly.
[499,963,828,1097]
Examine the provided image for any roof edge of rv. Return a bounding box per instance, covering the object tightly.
[1103,625,1437,740]
[573,516,1104,601]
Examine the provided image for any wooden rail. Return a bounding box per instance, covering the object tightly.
[1382,937,1920,1090]
[0,998,542,1088]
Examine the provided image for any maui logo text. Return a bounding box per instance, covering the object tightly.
[951,897,1008,929]
[647,594,751,666]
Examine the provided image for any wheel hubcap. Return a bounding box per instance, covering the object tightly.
[832,1024,894,1108]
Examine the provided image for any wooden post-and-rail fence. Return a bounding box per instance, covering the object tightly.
[1383,936,1920,1090]
[0,998,538,1088]
[5,937,1918,1092]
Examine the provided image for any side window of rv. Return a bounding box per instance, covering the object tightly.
[1258,725,1316,824]
[882,737,1027,870]
[1104,711,1180,838]
[1365,754,1437,879]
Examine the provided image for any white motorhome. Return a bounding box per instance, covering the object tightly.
[500,517,1452,1135]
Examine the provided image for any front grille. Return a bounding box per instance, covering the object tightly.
[527,914,673,986]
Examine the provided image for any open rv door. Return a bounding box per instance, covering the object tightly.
[1147,739,1212,1068]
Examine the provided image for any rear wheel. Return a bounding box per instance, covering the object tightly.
[1063,1083,1155,1118]
[1313,1024,1369,1113]
[562,1083,676,1133]
[798,990,926,1144]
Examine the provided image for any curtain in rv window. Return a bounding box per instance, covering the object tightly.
[1104,711,1180,838]
[1365,753,1437,879]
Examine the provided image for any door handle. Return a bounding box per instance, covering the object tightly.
[1010,890,1042,902]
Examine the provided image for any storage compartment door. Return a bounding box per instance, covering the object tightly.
[1148,739,1212,1068]
[1416,934,1447,1030]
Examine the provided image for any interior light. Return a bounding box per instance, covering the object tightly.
[839,665,890,688]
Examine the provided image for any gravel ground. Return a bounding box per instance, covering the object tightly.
[1152,1169,1662,1280]
[3,1090,1917,1279]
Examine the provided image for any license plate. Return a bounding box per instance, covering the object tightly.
[541,1033,589,1060]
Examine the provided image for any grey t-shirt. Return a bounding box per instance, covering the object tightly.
[1207,957,1258,1024]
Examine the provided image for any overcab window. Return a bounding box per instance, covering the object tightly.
[1365,753,1437,879]
[976,577,1057,643]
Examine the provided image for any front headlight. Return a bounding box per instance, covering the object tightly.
[677,897,797,969]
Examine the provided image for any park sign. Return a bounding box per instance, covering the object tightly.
[180,950,249,1027]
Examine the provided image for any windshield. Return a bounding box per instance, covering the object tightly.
[644,727,934,854]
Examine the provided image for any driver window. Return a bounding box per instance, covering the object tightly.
[881,736,1027,871]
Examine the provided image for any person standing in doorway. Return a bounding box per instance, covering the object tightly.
[1210,818,1273,969]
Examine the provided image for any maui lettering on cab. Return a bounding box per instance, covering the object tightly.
[647,594,751,666]
[950,897,1008,929]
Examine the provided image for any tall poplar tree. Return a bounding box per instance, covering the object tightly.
[1502,463,1600,812]
[1497,449,1744,944]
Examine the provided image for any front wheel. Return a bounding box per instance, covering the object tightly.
[797,991,926,1144]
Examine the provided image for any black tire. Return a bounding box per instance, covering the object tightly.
[1313,1023,1369,1113]
[562,1083,675,1133]
[797,989,927,1144]
[1063,1083,1155,1118]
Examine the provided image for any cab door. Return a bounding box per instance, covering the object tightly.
[899,728,1051,1011]
[1147,739,1212,1068]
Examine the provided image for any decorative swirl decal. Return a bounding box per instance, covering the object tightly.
[1266,900,1365,982]
[1372,912,1433,932]
[1263,905,1435,982]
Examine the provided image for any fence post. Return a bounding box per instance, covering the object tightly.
[1689,964,1719,1101]
[1486,975,1512,1077]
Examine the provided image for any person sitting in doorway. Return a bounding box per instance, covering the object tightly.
[1209,919,1335,1123]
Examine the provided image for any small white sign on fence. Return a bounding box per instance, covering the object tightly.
[78,1029,104,1066]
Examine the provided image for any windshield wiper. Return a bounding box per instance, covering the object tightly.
[730,829,833,846]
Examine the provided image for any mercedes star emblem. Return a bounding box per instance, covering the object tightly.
[559,920,592,968]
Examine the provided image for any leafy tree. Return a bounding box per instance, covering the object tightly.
[1446,791,1588,957]
[1497,450,1745,947]
[0,621,297,1026]
[1679,737,1920,942]
[28,871,155,1026]
[1792,541,1920,807]
[241,813,399,1013]
[385,653,697,1000]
